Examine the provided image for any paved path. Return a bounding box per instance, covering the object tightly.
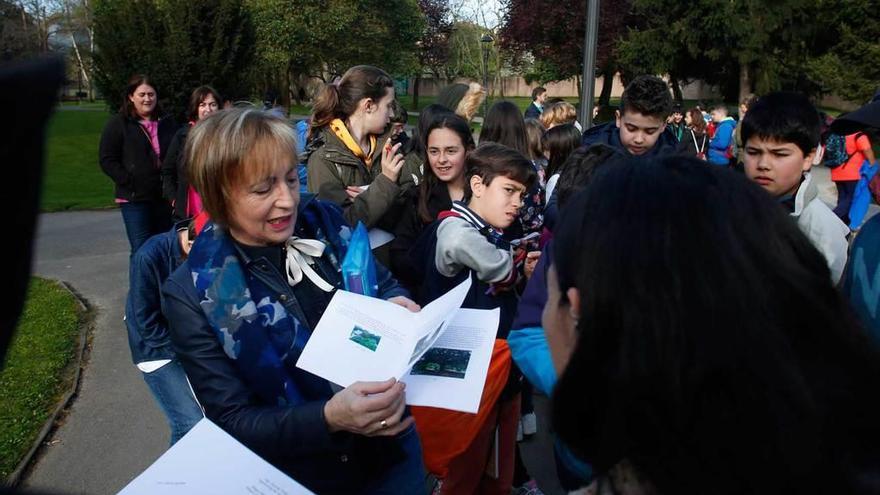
[24,210,168,495]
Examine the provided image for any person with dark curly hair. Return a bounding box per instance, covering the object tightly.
[581,75,681,158]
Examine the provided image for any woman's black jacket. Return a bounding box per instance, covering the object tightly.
[99,113,178,202]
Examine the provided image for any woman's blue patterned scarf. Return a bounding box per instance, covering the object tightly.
[187,196,350,406]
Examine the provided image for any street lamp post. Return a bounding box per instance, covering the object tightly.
[480,33,494,120]
[578,0,600,129]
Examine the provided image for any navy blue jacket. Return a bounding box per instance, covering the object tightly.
[581,121,683,158]
[161,194,409,492]
[511,242,552,331]
[524,102,542,120]
[125,224,186,364]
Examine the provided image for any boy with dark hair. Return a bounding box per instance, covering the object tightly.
[411,142,536,494]
[742,91,849,283]
[668,104,685,141]
[421,143,537,327]
[525,86,547,119]
[708,103,737,166]
[582,75,680,157]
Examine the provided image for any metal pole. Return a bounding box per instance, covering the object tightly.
[578,0,600,129]
[481,34,493,120]
[482,46,489,116]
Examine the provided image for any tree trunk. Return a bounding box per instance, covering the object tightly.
[413,75,421,111]
[598,65,614,106]
[669,75,683,103]
[282,65,292,111]
[739,63,752,103]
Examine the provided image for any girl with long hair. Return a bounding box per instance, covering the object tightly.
[390,113,474,293]
[683,107,708,160]
[306,65,405,230]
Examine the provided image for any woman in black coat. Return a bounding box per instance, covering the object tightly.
[99,74,178,255]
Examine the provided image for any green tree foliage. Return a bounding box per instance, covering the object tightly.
[317,0,423,77]
[499,0,633,85]
[93,0,254,119]
[0,0,41,62]
[807,0,880,103]
[616,0,833,101]
[248,0,423,104]
[445,21,488,80]
[417,0,453,78]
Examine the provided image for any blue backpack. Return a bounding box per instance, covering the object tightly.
[824,133,849,169]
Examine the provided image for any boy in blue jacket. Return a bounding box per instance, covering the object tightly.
[125,221,203,445]
[708,104,737,166]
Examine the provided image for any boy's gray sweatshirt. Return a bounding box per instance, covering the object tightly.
[434,206,513,283]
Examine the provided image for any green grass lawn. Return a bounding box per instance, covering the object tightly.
[0,278,82,480]
[43,109,115,211]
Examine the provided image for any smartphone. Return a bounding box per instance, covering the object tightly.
[509,232,540,247]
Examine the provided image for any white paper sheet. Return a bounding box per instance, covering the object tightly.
[296,279,498,412]
[367,227,395,248]
[401,308,499,413]
[117,419,314,495]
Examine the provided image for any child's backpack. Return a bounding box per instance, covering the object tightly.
[725,126,737,161]
[824,133,849,169]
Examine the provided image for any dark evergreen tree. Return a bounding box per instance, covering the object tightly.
[93,0,254,120]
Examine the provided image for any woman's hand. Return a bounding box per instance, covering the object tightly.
[381,142,405,183]
[388,296,420,312]
[345,185,366,200]
[323,378,413,437]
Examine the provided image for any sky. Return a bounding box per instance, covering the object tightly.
[456,0,505,28]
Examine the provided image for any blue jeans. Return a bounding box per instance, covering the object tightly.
[834,180,859,225]
[142,359,204,446]
[121,200,172,256]
[362,422,427,494]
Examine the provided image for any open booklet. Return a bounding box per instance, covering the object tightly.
[296,278,500,413]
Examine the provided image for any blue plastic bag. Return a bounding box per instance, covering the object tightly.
[341,222,378,296]
[507,326,557,396]
[849,160,878,230]
[294,119,309,192]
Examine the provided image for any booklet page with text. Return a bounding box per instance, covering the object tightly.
[296,279,499,412]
